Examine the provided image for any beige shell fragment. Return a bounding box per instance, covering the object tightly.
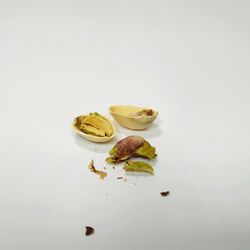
[109,105,158,130]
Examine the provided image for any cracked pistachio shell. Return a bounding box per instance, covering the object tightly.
[72,114,116,143]
[109,105,158,130]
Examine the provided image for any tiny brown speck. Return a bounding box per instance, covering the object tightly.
[160,191,170,197]
[85,226,94,236]
[117,177,123,180]
[113,167,115,169]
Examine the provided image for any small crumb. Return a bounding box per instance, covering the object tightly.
[123,178,127,182]
[160,191,170,197]
[117,177,123,180]
[134,183,137,185]
[103,167,106,170]
[85,226,94,236]
[112,167,115,169]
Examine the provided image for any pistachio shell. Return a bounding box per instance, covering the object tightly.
[109,105,158,130]
[72,114,116,143]
[123,161,154,174]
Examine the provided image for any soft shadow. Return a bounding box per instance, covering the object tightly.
[74,134,119,153]
[154,116,164,126]
[115,122,162,139]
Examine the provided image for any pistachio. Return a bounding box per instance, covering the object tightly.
[74,113,113,138]
[84,112,113,137]
[106,136,157,163]
[79,123,105,137]
[123,161,154,174]
[73,112,116,143]
[134,140,157,159]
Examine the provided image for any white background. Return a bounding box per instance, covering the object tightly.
[0,1,250,249]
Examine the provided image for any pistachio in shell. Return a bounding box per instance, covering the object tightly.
[83,112,113,137]
[105,136,157,163]
[79,123,105,137]
[123,161,154,174]
[75,112,113,137]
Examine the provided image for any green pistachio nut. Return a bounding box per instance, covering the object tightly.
[105,136,157,163]
[79,123,105,137]
[84,113,113,136]
[123,161,154,174]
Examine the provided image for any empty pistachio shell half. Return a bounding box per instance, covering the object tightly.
[72,113,116,143]
[109,105,158,130]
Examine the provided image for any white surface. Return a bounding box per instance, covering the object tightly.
[0,1,250,249]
